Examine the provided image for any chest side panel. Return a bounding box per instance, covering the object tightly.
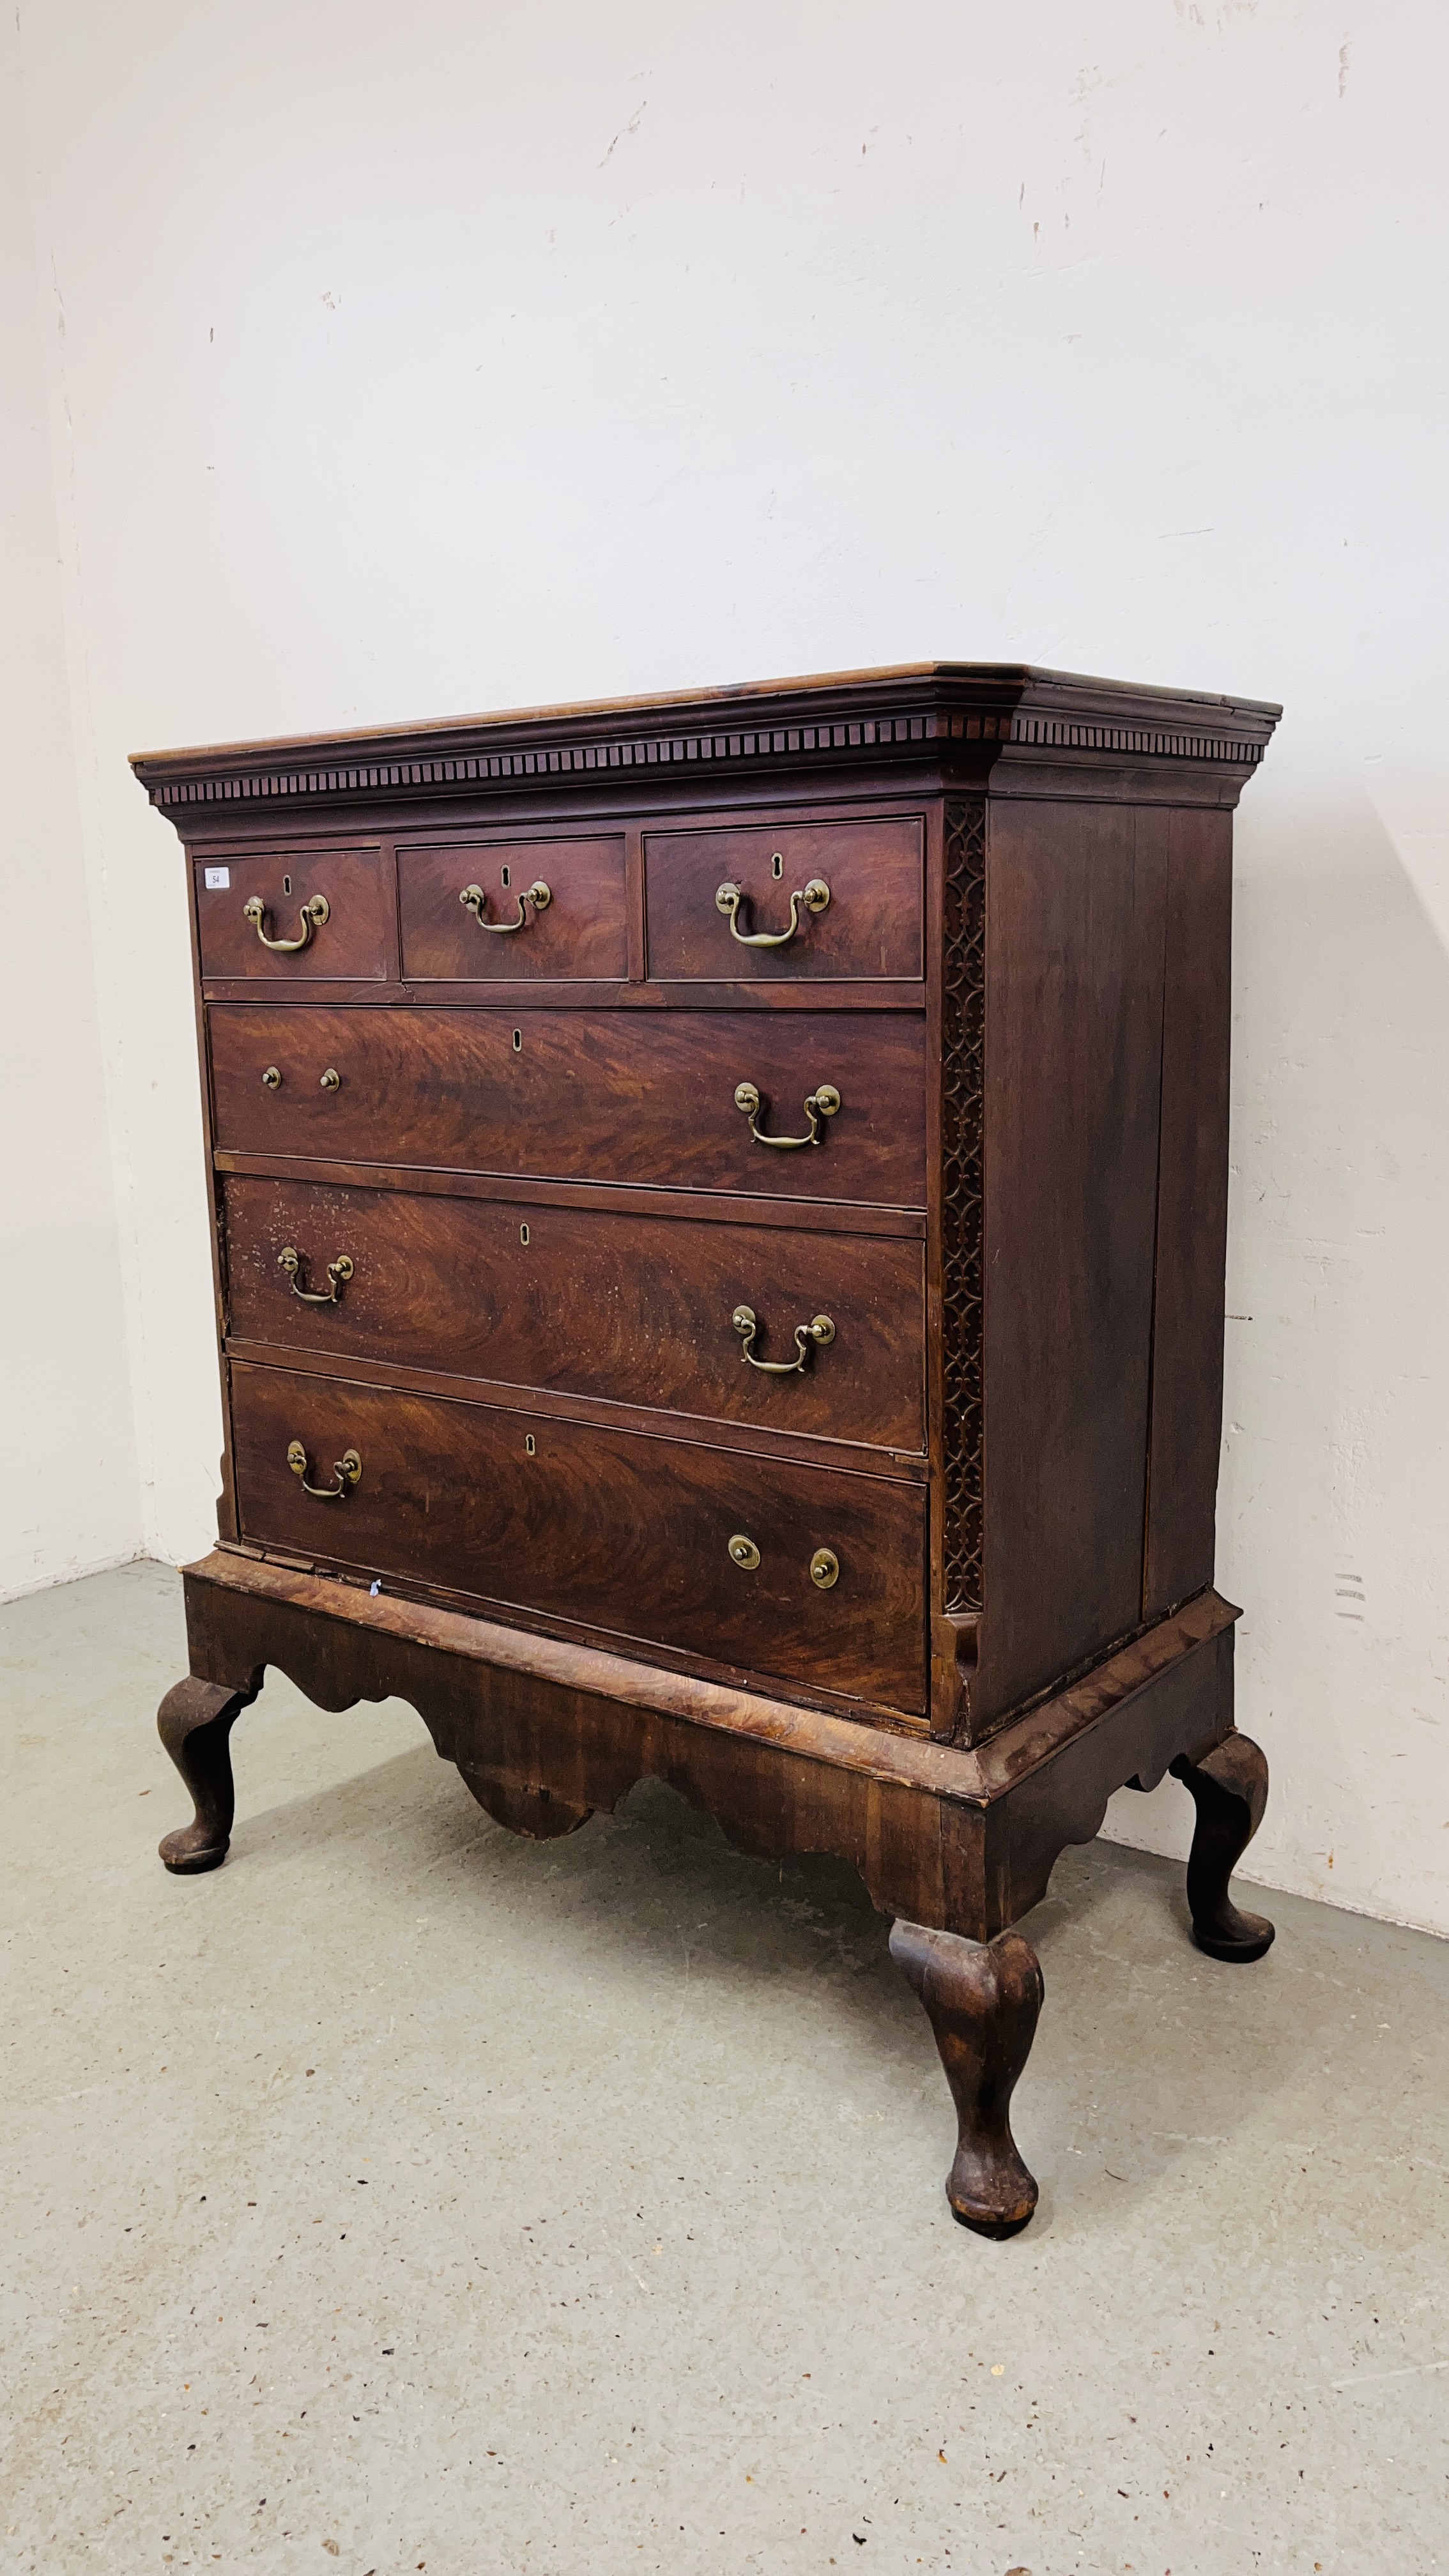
[974,797,1169,1729]
[1141,805,1234,1616]
[940,798,987,1620]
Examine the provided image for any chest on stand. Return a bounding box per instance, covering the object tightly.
[137,663,1280,2235]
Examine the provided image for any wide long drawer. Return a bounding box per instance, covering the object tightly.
[209,1006,926,1206]
[223,1177,925,1453]
[229,1363,928,1713]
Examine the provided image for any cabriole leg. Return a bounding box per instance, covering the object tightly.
[1172,1733,1275,1962]
[890,1920,1044,2239]
[157,1676,257,1874]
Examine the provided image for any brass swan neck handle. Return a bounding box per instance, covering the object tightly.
[278,1246,354,1306]
[243,893,330,951]
[732,1305,836,1375]
[459,880,551,934]
[714,876,829,949]
[286,1439,362,1499]
[733,1080,841,1149]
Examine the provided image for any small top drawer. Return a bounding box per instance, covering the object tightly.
[399,836,627,981]
[195,848,390,982]
[644,815,923,982]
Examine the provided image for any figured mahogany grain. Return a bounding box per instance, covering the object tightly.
[194,848,392,982]
[644,814,924,981]
[398,835,627,981]
[229,1360,929,1712]
[207,1004,927,1206]
[221,1176,926,1452]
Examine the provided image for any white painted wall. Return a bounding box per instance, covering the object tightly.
[0,14,137,1600]
[10,2,1448,1931]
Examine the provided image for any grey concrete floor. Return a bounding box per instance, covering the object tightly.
[2,1564,1446,2576]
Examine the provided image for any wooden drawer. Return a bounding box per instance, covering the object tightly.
[194,848,390,981]
[399,836,627,981]
[229,1361,928,1713]
[209,1006,926,1208]
[644,816,923,982]
[222,1176,925,1453]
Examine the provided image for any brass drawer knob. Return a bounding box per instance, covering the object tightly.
[286,1439,362,1500]
[728,1533,761,1570]
[809,1548,840,1591]
[732,1304,835,1376]
[261,1065,282,1090]
[733,1080,840,1149]
[319,1067,342,1092]
[714,875,829,949]
[459,879,551,934]
[243,891,329,952]
[278,1246,354,1307]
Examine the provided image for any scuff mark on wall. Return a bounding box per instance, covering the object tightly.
[598,98,647,170]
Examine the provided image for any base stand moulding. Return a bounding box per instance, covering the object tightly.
[160,1549,1274,2236]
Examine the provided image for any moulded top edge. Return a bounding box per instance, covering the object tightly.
[130,660,1284,781]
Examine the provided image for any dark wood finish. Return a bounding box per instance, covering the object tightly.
[220,1338,931,1490]
[200,976,929,1015]
[139,662,1281,2235]
[183,813,243,1544]
[172,1549,1239,1942]
[156,1675,257,1872]
[980,1613,1232,1929]
[213,1155,925,1240]
[1142,808,1234,1616]
[193,847,391,982]
[207,1004,928,1208]
[221,1175,926,1453]
[974,799,1169,1729]
[398,835,627,982]
[1172,1732,1275,1961]
[644,813,924,982]
[227,1360,930,1713]
[889,1921,1043,2236]
[460,1775,594,1839]
[132,663,1279,821]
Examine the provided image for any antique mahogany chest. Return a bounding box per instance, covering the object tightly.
[135,663,1280,2235]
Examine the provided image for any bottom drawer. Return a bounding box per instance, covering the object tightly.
[229,1361,926,1715]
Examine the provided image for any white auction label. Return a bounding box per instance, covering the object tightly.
[203,866,231,890]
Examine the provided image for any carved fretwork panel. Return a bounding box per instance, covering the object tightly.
[942,798,986,1614]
